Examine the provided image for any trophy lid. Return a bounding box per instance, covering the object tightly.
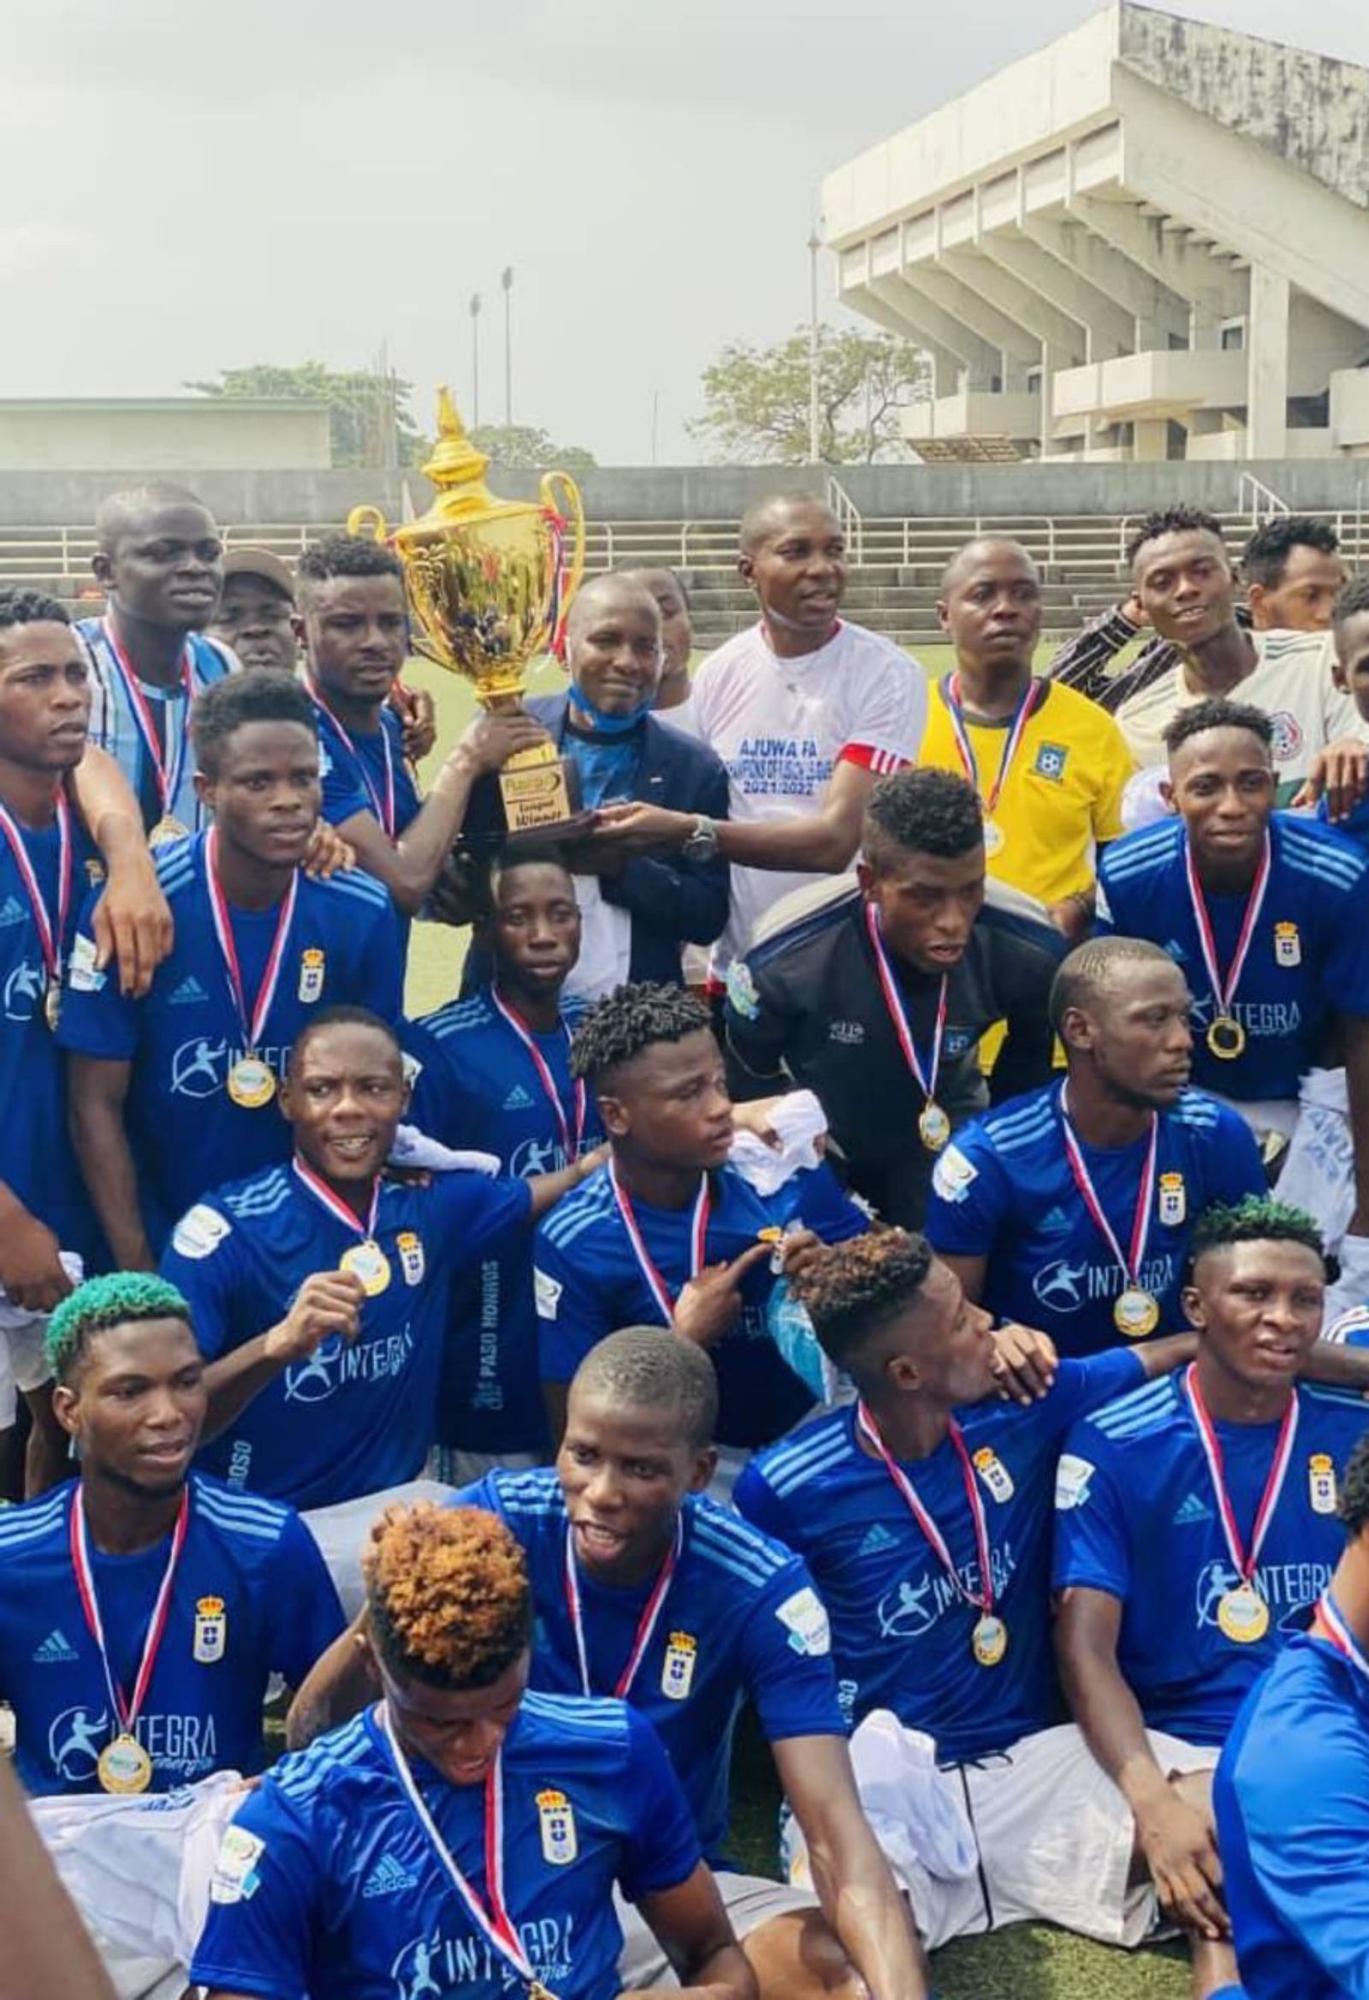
[421,386,492,493]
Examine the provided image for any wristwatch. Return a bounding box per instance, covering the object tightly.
[681,814,720,861]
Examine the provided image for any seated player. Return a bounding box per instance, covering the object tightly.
[192,1501,756,2000]
[1215,1428,1369,1999]
[160,1008,593,1514]
[533,984,873,1489]
[0,1273,343,1795]
[1054,1198,1369,1993]
[724,768,1064,1227]
[404,850,602,1477]
[287,1329,928,2000]
[60,671,404,1265]
[926,937,1264,1354]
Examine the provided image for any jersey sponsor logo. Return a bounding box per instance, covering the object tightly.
[775,1586,831,1657]
[876,1546,1017,1640]
[282,1325,416,1404]
[168,974,208,1006]
[1195,1557,1331,1635]
[1172,1491,1214,1527]
[47,1706,218,1784]
[1265,711,1303,761]
[49,1705,111,1783]
[209,1824,267,1906]
[298,947,325,1004]
[828,1019,865,1046]
[1032,741,1068,782]
[170,1203,233,1260]
[856,1523,900,1559]
[1033,1254,1174,1315]
[0,895,28,928]
[944,1028,974,1059]
[1158,1172,1186,1228]
[392,1923,573,1998]
[169,1038,288,1100]
[726,962,761,1022]
[1055,1453,1095,1511]
[502,1083,536,1111]
[661,1631,698,1701]
[534,1268,563,1320]
[362,1853,420,1899]
[537,1788,578,1865]
[193,1596,227,1664]
[67,932,105,994]
[1188,995,1303,1041]
[931,1143,977,1203]
[3,959,44,1022]
[973,1447,1014,1503]
[1273,921,1301,969]
[396,1231,425,1286]
[511,1134,564,1179]
[32,1628,79,1665]
[1308,1452,1338,1515]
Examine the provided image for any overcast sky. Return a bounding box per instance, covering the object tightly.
[1,0,1364,463]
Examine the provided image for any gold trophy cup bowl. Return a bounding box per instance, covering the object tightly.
[347,386,587,836]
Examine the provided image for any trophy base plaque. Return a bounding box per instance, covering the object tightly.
[499,743,578,835]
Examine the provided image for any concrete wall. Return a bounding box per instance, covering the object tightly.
[0,402,331,473]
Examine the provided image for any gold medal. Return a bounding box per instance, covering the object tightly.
[1217,1583,1269,1645]
[982,819,1006,857]
[971,1614,1008,1668]
[918,1100,952,1152]
[148,816,190,848]
[226,1055,276,1109]
[43,979,61,1032]
[340,1238,391,1297]
[97,1731,153,1795]
[1206,1015,1246,1061]
[1113,1286,1160,1340]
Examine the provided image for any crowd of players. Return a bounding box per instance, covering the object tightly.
[3,481,1369,1998]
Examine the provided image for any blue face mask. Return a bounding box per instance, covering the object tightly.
[568,684,652,735]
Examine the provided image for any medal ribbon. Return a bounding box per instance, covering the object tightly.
[940,674,1045,817]
[205,828,299,1054]
[306,680,396,837]
[856,1402,996,1616]
[0,792,72,987]
[102,618,193,819]
[1058,1084,1159,1295]
[69,1485,189,1736]
[609,1161,710,1323]
[1316,1591,1369,1684]
[489,989,587,1163]
[1184,1364,1299,1587]
[563,1514,683,1698]
[377,1706,553,1997]
[863,905,946,1104]
[1184,829,1271,1027]
[291,1155,382,1242]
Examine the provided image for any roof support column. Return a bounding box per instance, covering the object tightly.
[1247,265,1289,457]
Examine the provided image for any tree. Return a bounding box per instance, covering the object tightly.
[468,423,597,471]
[689,326,932,464]
[186,362,429,469]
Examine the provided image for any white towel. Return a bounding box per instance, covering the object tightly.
[729,1090,829,1197]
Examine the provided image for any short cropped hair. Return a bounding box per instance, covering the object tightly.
[1333,574,1369,633]
[1242,515,1339,589]
[1188,1196,1327,1282]
[572,1327,719,1450]
[863,770,984,868]
[738,492,836,555]
[45,1272,193,1384]
[288,1005,401,1074]
[191,667,318,777]
[0,589,70,632]
[364,1503,532,1691]
[570,982,712,1087]
[1126,506,1227,570]
[1049,937,1176,1038]
[296,533,405,594]
[789,1229,929,1371]
[95,483,210,551]
[1163,696,1273,760]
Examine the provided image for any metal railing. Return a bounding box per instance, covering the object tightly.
[1236,471,1290,522]
[825,475,864,563]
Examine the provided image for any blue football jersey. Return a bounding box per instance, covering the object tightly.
[403,989,602,1456]
[925,1083,1265,1356]
[57,834,404,1250]
[315,704,421,839]
[1317,792,1369,857]
[534,1161,870,1448]
[735,1349,1145,1763]
[75,620,236,835]
[0,810,103,1262]
[190,1695,700,2000]
[0,1473,343,1796]
[1216,1632,1369,2000]
[1096,813,1369,1101]
[458,1469,844,1864]
[161,1163,532,1510]
[1052,1373,1369,1744]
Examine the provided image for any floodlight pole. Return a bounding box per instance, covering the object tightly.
[470,292,483,428]
[808,230,822,464]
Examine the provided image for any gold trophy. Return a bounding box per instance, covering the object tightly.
[347,387,587,835]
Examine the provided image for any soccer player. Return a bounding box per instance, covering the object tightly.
[926,937,1264,1354]
[724,769,1064,1227]
[0,1272,343,1796]
[1096,697,1369,1228]
[533,984,872,1483]
[404,851,603,1476]
[60,671,404,1266]
[1320,572,1369,850]
[916,537,1133,941]
[161,1007,594,1513]
[287,1330,930,2000]
[1054,1198,1369,1991]
[193,1501,755,2000]
[589,494,926,977]
[619,563,696,713]
[1215,1427,1369,1999]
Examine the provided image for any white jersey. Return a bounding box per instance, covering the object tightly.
[684,619,926,969]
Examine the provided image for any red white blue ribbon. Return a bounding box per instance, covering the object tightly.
[204,828,298,1052]
[609,1161,710,1323]
[1184,829,1271,1027]
[1184,1363,1298,1586]
[856,1402,996,1616]
[563,1514,683,1698]
[1317,1591,1369,1682]
[940,673,1045,817]
[0,791,72,987]
[1059,1084,1159,1295]
[306,680,397,837]
[864,904,946,1102]
[489,989,586,1164]
[70,1485,189,1736]
[102,618,194,818]
[291,1154,381,1242]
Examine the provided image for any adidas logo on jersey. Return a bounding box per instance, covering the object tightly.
[502,1084,535,1111]
[169,974,208,1006]
[33,1628,79,1665]
[1173,1492,1213,1527]
[856,1523,900,1558]
[0,896,27,929]
[362,1853,419,1898]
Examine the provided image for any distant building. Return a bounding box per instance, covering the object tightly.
[0,398,332,472]
[823,3,1369,463]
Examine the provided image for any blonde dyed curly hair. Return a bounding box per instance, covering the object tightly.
[364,1503,532,1691]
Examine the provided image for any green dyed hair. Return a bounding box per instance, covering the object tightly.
[45,1272,193,1384]
[1186,1196,1327,1283]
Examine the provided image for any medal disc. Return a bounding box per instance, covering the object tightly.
[982,819,1006,857]
[971,1613,1008,1668]
[1217,1584,1269,1645]
[97,1732,153,1795]
[226,1056,276,1109]
[148,816,190,848]
[1206,1015,1246,1061]
[918,1101,952,1153]
[43,980,61,1032]
[340,1238,391,1297]
[1113,1286,1160,1340]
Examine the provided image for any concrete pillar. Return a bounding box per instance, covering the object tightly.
[1133,418,1169,461]
[1247,266,1290,458]
[1038,344,1058,460]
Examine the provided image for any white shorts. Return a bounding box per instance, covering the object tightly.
[302,1477,460,1621]
[0,1315,53,1428]
[615,1870,816,1986]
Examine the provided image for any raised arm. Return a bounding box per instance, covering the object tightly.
[68,747,172,997]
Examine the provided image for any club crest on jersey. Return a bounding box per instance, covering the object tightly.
[395,1231,425,1286]
[1274,922,1301,969]
[193,1596,227,1664]
[972,1447,1014,1503]
[1032,741,1068,782]
[1158,1172,1186,1228]
[726,962,761,1023]
[297,947,325,1004]
[661,1631,698,1701]
[536,1788,577,1865]
[1308,1452,1338,1515]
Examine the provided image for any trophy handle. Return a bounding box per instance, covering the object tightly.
[346,503,390,542]
[540,469,586,601]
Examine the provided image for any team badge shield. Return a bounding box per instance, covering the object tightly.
[537,1789,578,1866]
